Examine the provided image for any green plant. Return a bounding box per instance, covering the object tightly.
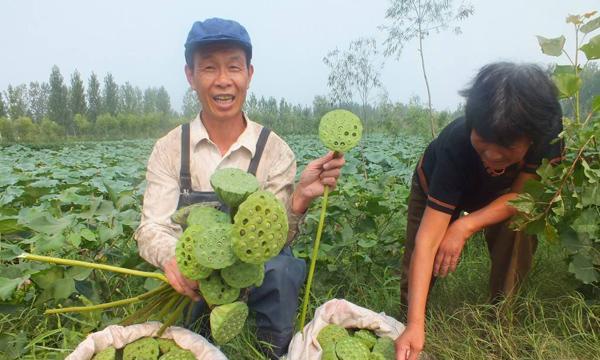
[511,10,600,284]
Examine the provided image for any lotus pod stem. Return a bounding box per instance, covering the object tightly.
[158,296,191,336]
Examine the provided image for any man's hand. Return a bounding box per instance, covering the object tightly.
[163,257,202,301]
[395,323,425,360]
[433,219,472,277]
[291,151,345,214]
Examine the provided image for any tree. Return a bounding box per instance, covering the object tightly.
[155,86,172,115]
[48,65,69,132]
[119,82,142,114]
[28,82,49,123]
[6,84,28,120]
[102,73,119,116]
[182,87,200,119]
[323,38,384,127]
[87,72,101,122]
[381,0,473,138]
[69,70,87,117]
[0,92,5,117]
[143,87,157,113]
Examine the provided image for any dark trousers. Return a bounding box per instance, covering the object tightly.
[400,175,538,307]
[187,246,306,359]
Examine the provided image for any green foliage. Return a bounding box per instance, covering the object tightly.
[514,11,600,284]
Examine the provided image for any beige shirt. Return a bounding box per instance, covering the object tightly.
[134,114,303,268]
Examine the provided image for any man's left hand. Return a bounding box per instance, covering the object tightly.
[292,151,345,214]
[433,219,472,277]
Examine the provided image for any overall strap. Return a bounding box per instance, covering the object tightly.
[179,123,192,193]
[247,127,271,175]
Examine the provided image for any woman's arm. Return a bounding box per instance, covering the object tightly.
[396,207,452,360]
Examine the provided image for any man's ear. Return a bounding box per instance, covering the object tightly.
[247,64,254,89]
[184,64,195,90]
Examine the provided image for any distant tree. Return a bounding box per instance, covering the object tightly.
[119,82,143,114]
[69,70,87,118]
[323,37,384,126]
[143,87,157,113]
[182,87,200,119]
[48,65,69,132]
[155,86,172,115]
[102,73,119,116]
[381,0,473,138]
[0,92,5,117]
[6,84,28,120]
[28,82,49,123]
[87,72,101,122]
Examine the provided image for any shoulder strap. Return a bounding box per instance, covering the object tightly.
[180,123,192,192]
[247,127,271,175]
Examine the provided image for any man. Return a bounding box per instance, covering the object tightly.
[134,18,345,358]
[395,63,563,359]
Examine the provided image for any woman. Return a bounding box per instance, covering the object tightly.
[396,62,563,359]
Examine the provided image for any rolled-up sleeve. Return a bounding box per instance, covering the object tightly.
[134,140,182,269]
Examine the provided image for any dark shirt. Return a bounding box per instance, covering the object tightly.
[416,117,563,216]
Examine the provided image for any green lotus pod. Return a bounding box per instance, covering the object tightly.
[158,349,196,360]
[254,264,265,287]
[92,346,116,360]
[156,338,178,354]
[232,190,288,264]
[175,226,212,280]
[187,206,230,227]
[335,337,370,360]
[210,168,260,208]
[321,346,340,360]
[318,109,363,153]
[354,329,377,350]
[371,337,396,360]
[194,223,237,269]
[317,324,350,350]
[123,337,160,360]
[210,301,249,344]
[221,262,263,288]
[171,204,201,226]
[199,272,240,305]
[369,352,386,360]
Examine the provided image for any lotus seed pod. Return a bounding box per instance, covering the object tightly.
[335,336,370,360]
[171,204,202,226]
[194,223,237,269]
[156,338,178,354]
[254,264,265,287]
[221,262,263,288]
[317,324,350,350]
[187,206,230,227]
[232,190,288,264]
[369,352,386,360]
[158,349,196,360]
[319,109,363,153]
[199,272,240,305]
[321,346,340,360]
[372,337,396,360]
[92,346,116,360]
[354,329,377,350]
[210,301,249,344]
[210,168,260,208]
[176,226,212,280]
[123,337,160,360]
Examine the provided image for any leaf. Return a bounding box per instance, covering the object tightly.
[18,207,74,235]
[558,224,581,254]
[509,193,536,213]
[0,186,24,207]
[552,73,583,99]
[591,95,600,113]
[0,332,27,359]
[571,208,599,236]
[52,277,76,300]
[580,34,600,60]
[0,277,27,301]
[66,267,93,281]
[568,253,599,284]
[566,14,582,25]
[581,16,600,34]
[536,35,566,56]
[31,266,63,290]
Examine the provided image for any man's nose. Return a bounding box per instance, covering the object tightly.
[484,150,504,162]
[214,69,233,87]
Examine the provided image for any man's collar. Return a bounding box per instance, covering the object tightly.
[189,112,260,157]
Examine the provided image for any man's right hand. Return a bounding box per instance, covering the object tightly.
[163,257,202,301]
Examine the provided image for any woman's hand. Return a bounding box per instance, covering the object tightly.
[162,257,202,301]
[395,323,425,360]
[433,218,472,277]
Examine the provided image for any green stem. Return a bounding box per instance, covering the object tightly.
[20,253,168,283]
[158,296,190,336]
[154,293,181,322]
[121,289,175,326]
[44,283,171,315]
[298,184,330,330]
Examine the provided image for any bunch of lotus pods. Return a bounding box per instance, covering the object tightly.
[317,324,397,360]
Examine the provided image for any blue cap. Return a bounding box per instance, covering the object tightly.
[184,18,252,65]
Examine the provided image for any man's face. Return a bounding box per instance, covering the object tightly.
[185,44,253,122]
[470,130,531,170]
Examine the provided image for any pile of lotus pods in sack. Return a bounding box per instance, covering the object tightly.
[167,167,289,344]
[92,337,196,360]
[317,324,396,360]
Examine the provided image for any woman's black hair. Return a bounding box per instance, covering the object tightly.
[460,62,562,146]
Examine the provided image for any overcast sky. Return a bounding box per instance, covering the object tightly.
[1,0,597,114]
